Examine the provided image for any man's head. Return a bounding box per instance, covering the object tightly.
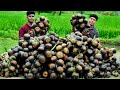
[26,11,35,23]
[88,14,98,27]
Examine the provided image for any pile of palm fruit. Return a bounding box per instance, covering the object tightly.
[0,14,120,79]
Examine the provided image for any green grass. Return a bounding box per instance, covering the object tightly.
[0,11,120,54]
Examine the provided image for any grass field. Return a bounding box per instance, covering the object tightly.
[0,11,120,54]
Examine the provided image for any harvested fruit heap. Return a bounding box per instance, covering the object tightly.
[0,14,120,79]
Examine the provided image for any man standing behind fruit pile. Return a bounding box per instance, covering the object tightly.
[19,11,35,39]
[82,14,99,39]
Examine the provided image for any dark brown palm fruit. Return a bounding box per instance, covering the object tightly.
[35,73,41,79]
[78,61,85,67]
[84,65,90,73]
[72,58,79,64]
[111,65,116,70]
[93,59,99,65]
[56,51,64,59]
[59,72,66,79]
[28,56,35,62]
[100,48,107,55]
[38,46,45,52]
[103,54,109,60]
[57,59,64,66]
[32,41,40,49]
[72,72,79,79]
[9,66,15,72]
[89,63,95,68]
[32,50,38,58]
[75,36,82,41]
[89,56,94,62]
[71,38,77,44]
[63,54,68,62]
[111,56,117,62]
[104,47,110,54]
[56,45,63,51]
[110,48,116,54]
[50,72,57,79]
[66,62,73,68]
[10,60,17,66]
[34,61,41,68]
[45,51,52,58]
[78,18,83,23]
[24,33,30,41]
[105,71,111,78]
[72,47,79,54]
[76,65,82,72]
[99,71,105,77]
[24,68,29,73]
[31,23,37,28]
[44,36,51,43]
[76,41,82,47]
[95,53,102,60]
[100,64,107,71]
[26,73,34,79]
[48,63,56,70]
[45,43,53,50]
[38,54,46,63]
[57,66,64,73]
[80,23,85,29]
[40,16,45,21]
[16,64,20,69]
[98,61,102,66]
[34,27,41,33]
[5,71,10,77]
[10,55,16,60]
[35,18,40,24]
[39,40,44,44]
[12,48,19,53]
[87,38,92,43]
[17,46,23,51]
[67,67,74,74]
[93,67,100,75]
[81,45,87,53]
[63,47,69,54]
[91,40,98,47]
[32,68,38,74]
[14,53,19,58]
[22,52,29,59]
[39,22,44,28]
[25,62,31,68]
[19,39,24,46]
[86,49,93,56]
[106,67,112,72]
[22,41,28,48]
[82,36,88,42]
[42,71,48,78]
[43,19,49,26]
[51,56,57,62]
[61,43,67,48]
[97,43,102,50]
[86,72,93,79]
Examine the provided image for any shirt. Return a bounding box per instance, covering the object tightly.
[19,23,31,38]
[89,27,99,39]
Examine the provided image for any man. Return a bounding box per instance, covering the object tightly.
[19,11,35,39]
[82,14,99,39]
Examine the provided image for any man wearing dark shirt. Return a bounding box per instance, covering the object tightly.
[19,11,35,39]
[82,14,99,39]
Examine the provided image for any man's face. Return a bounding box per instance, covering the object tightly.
[88,17,97,27]
[27,14,35,23]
